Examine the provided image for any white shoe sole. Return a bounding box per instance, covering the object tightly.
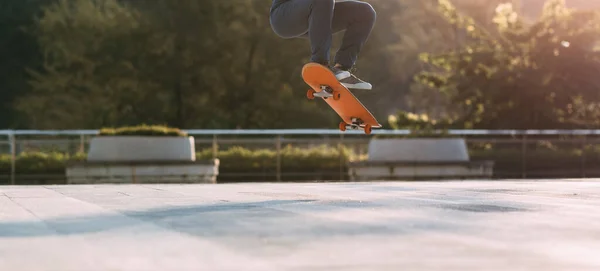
[342,82,372,90]
[333,70,372,90]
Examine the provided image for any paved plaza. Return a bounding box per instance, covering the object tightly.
[1,180,600,271]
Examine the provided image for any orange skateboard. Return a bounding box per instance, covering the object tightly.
[301,63,382,135]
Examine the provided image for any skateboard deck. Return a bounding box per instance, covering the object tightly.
[301,63,381,135]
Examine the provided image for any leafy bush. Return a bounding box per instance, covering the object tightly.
[196,145,354,181]
[380,110,457,139]
[0,145,353,183]
[98,124,187,137]
[0,155,10,174]
[3,144,600,184]
[0,152,86,174]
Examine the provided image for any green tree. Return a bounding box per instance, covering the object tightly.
[402,0,523,120]
[352,0,464,118]
[17,0,339,129]
[413,0,600,129]
[16,0,155,129]
[22,0,559,130]
[0,0,54,128]
[360,0,518,121]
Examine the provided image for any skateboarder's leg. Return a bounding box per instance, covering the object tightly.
[270,0,375,90]
[269,0,335,67]
[331,1,377,72]
[326,0,376,90]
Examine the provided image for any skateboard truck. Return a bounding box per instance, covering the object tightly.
[307,85,341,100]
[339,118,373,135]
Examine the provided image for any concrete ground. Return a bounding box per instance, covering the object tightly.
[1,180,600,271]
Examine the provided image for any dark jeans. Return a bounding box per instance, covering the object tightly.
[270,0,376,70]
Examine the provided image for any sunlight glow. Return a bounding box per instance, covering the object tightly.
[493,3,518,29]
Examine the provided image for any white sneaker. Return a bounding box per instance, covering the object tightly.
[330,66,372,90]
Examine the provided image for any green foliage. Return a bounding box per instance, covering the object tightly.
[196,145,353,169]
[98,124,187,137]
[0,146,353,182]
[196,145,354,182]
[4,0,600,130]
[388,111,451,130]
[14,0,338,129]
[0,151,86,174]
[10,0,493,130]
[382,110,455,138]
[416,0,600,129]
[0,0,54,128]
[4,143,600,182]
[0,155,9,173]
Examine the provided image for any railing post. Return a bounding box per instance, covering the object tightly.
[276,135,282,182]
[212,134,218,160]
[581,135,586,178]
[521,134,527,179]
[339,133,344,181]
[9,132,16,185]
[79,134,85,153]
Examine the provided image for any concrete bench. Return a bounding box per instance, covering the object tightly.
[66,159,219,184]
[66,135,219,184]
[348,138,494,181]
[87,136,196,162]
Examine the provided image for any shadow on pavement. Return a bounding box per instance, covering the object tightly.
[0,198,478,240]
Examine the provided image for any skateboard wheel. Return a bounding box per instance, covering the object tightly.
[333,90,341,101]
[339,122,347,132]
[364,124,372,135]
[307,89,316,100]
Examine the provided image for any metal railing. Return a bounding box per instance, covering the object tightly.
[2,129,600,184]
